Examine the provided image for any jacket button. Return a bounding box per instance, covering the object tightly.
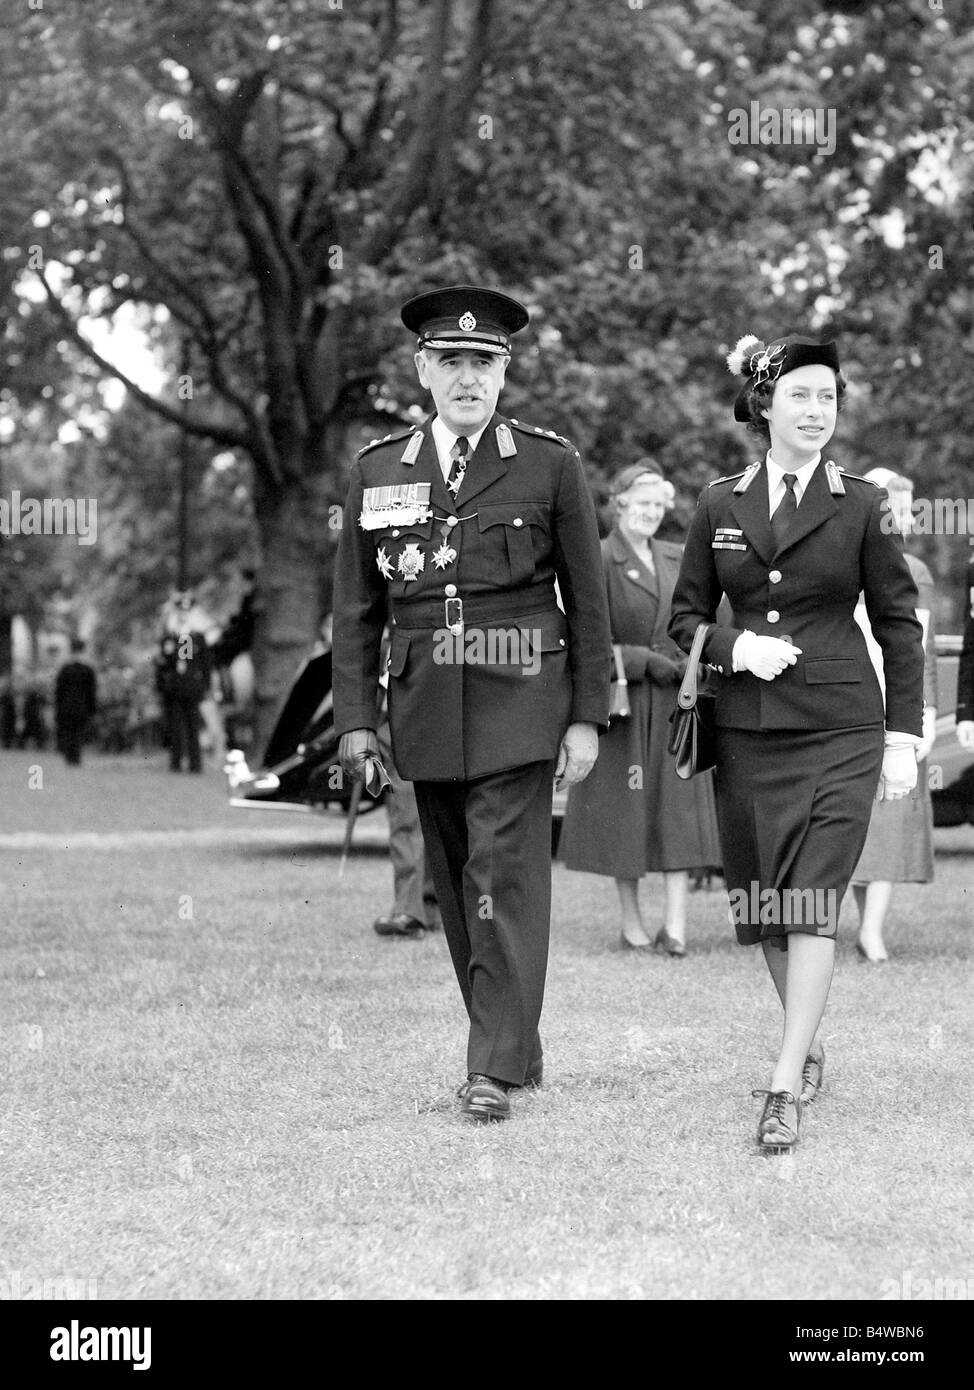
[559,638,566,646]
[446,516,459,528]
[513,517,523,527]
[767,610,780,623]
[444,584,457,598]
[769,569,782,584]
[392,529,400,538]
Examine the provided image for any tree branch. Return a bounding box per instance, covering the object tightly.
[37,269,250,450]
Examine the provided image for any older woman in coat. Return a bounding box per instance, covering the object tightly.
[559,463,721,953]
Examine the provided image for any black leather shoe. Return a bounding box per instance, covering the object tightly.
[373,913,429,937]
[752,1088,801,1152]
[800,1046,825,1105]
[459,1074,511,1123]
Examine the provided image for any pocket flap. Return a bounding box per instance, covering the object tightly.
[803,657,861,684]
[519,610,568,654]
[477,501,551,533]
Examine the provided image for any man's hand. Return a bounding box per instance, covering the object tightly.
[735,632,802,682]
[338,728,392,796]
[555,722,599,788]
[957,719,974,752]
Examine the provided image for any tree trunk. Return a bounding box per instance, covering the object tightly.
[251,464,340,757]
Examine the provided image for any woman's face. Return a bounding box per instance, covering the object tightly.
[617,475,666,542]
[762,364,838,460]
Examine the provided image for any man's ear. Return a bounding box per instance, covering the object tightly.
[497,355,510,387]
[414,350,430,388]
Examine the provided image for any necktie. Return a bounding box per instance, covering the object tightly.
[447,436,469,498]
[771,472,798,548]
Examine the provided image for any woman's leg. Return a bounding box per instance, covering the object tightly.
[616,878,650,947]
[763,934,834,1098]
[662,870,688,945]
[854,881,892,961]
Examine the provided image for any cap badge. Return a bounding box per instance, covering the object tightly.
[458,311,477,331]
[749,342,787,385]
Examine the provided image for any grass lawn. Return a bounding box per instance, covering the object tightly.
[1,748,971,1302]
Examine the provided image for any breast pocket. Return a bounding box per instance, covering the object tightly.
[477,502,551,585]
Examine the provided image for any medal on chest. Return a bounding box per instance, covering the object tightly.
[396,543,425,582]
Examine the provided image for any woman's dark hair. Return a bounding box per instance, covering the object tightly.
[741,370,847,442]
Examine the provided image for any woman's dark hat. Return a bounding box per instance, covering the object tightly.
[726,334,841,421]
[401,284,529,355]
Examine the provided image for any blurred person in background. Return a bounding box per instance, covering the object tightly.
[956,552,974,752]
[849,470,938,963]
[559,461,721,955]
[0,671,48,749]
[54,638,98,766]
[155,591,212,773]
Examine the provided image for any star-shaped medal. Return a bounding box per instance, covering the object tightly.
[432,541,458,571]
[396,543,425,582]
[376,546,394,580]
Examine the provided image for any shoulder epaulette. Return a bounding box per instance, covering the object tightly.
[835,465,879,488]
[508,418,572,448]
[356,426,416,459]
[709,460,760,491]
[824,459,846,495]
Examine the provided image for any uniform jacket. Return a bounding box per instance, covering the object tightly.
[668,458,924,735]
[333,411,611,780]
[956,555,974,723]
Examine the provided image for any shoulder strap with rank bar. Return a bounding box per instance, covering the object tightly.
[824,460,845,495]
[732,461,762,494]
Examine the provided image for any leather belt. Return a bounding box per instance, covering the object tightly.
[392,583,556,632]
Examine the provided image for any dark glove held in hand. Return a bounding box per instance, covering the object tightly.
[645,650,684,685]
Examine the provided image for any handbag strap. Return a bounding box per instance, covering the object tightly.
[611,643,628,685]
[676,623,712,711]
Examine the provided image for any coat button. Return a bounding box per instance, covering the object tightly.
[446,516,458,528]
[769,569,782,584]
[444,584,457,598]
[513,517,523,527]
[392,529,400,538]
[559,638,566,646]
[767,610,780,623]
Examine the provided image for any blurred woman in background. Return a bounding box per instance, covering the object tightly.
[850,469,938,962]
[559,461,721,954]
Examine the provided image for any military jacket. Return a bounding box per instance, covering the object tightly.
[332,412,611,780]
[668,459,924,734]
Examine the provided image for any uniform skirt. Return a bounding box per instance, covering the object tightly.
[715,725,884,946]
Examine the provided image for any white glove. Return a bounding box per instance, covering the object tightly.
[876,745,917,801]
[957,719,974,752]
[733,631,802,682]
[917,707,937,763]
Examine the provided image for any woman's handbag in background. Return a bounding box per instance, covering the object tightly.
[609,644,630,721]
[668,623,717,778]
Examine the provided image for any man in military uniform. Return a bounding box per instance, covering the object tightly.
[333,285,611,1121]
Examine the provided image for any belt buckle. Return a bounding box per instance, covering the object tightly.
[445,596,463,635]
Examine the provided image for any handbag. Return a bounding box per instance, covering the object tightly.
[668,623,717,778]
[609,643,630,721]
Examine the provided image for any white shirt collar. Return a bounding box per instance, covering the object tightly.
[765,449,820,508]
[431,416,490,470]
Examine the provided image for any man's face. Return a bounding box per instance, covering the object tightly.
[415,348,508,435]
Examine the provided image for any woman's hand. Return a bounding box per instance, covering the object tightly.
[876,745,917,801]
[734,632,802,681]
[957,719,974,752]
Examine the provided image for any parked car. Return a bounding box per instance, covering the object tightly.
[227,637,974,834]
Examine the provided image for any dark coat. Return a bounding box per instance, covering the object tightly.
[55,660,97,726]
[559,529,721,876]
[333,412,611,781]
[668,459,925,735]
[957,555,974,723]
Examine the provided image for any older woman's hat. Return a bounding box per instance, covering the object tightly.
[401,284,529,355]
[726,333,841,421]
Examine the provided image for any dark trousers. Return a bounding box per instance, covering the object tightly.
[163,696,202,772]
[57,722,86,765]
[414,759,553,1086]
